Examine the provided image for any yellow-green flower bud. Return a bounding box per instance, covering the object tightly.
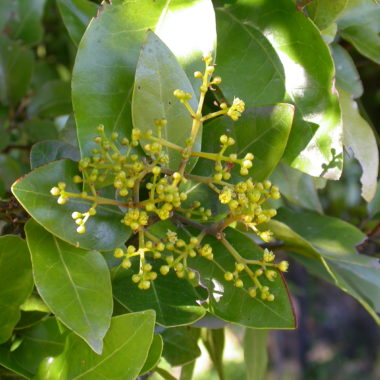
[114,248,124,258]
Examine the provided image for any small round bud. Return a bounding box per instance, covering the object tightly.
[278,261,289,272]
[267,294,275,302]
[212,76,222,85]
[194,71,203,78]
[152,166,161,175]
[220,135,228,144]
[73,175,82,183]
[76,225,86,234]
[236,263,245,272]
[235,279,244,288]
[114,248,124,258]
[132,274,141,283]
[160,265,170,275]
[121,259,131,269]
[57,196,67,205]
[50,187,60,196]
[200,85,208,93]
[224,272,234,281]
[88,208,96,216]
[72,212,81,220]
[249,288,257,298]
[188,271,196,280]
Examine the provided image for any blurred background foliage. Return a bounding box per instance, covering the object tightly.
[0,0,379,379]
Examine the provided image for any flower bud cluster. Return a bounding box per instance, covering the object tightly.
[178,201,212,221]
[224,248,289,301]
[220,97,245,121]
[219,179,280,242]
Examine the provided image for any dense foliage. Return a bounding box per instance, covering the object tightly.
[0,0,379,379]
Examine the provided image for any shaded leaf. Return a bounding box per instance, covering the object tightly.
[25,220,113,354]
[0,36,34,105]
[12,159,130,251]
[340,89,378,201]
[271,208,380,324]
[35,311,155,380]
[10,0,46,46]
[27,80,71,118]
[23,119,58,142]
[112,262,207,327]
[337,0,380,64]
[201,328,225,380]
[73,0,216,157]
[215,0,343,179]
[270,162,323,213]
[11,318,65,375]
[307,0,348,30]
[331,43,363,98]
[56,0,98,46]
[162,327,201,367]
[140,334,163,375]
[30,140,80,169]
[0,235,33,344]
[133,31,198,170]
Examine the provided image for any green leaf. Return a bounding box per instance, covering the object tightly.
[56,0,98,46]
[337,0,380,64]
[140,334,163,375]
[0,344,32,379]
[340,89,378,201]
[331,43,363,98]
[133,31,198,170]
[270,162,323,213]
[27,80,71,118]
[180,361,196,380]
[25,220,113,354]
[162,327,201,367]
[201,328,225,380]
[0,154,24,189]
[0,235,34,344]
[10,0,46,46]
[10,318,65,376]
[12,159,131,251]
[150,222,296,329]
[368,179,380,217]
[195,104,294,181]
[215,0,343,179]
[30,140,80,169]
[0,36,34,105]
[271,208,380,324]
[35,311,156,380]
[307,0,348,30]
[72,0,216,157]
[112,262,207,327]
[244,329,268,380]
[23,119,58,142]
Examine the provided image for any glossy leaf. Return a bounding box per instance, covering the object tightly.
[244,329,268,380]
[30,140,80,169]
[195,104,294,181]
[337,0,380,64]
[27,80,71,118]
[270,162,323,213]
[133,31,198,170]
[340,90,378,201]
[10,0,46,46]
[307,0,348,30]
[25,220,113,354]
[112,262,207,327]
[150,222,296,329]
[215,0,343,179]
[11,318,65,375]
[162,327,201,367]
[56,0,98,46]
[331,43,363,98]
[35,311,156,380]
[140,334,163,375]
[272,208,380,324]
[0,235,33,344]
[12,159,130,251]
[0,36,34,105]
[72,0,216,157]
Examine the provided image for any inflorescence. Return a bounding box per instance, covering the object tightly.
[50,54,288,301]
